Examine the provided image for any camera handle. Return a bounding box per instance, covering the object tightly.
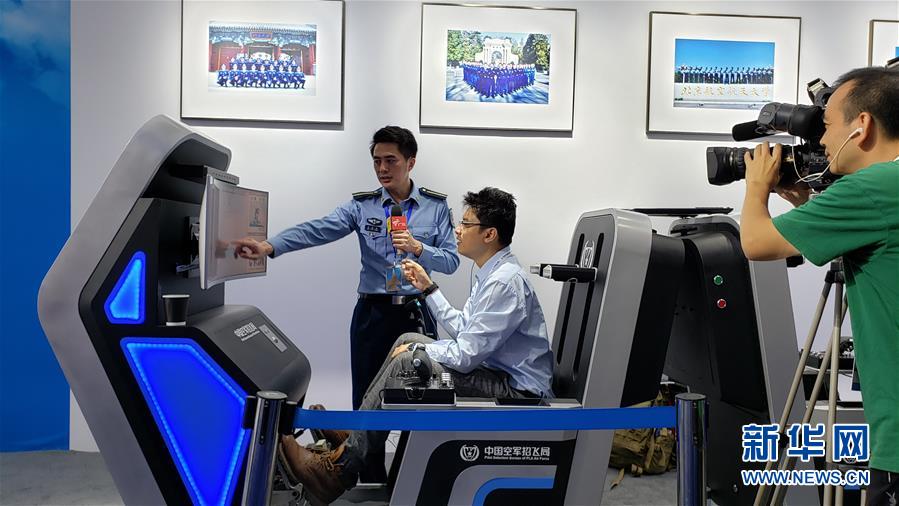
[754,258,857,506]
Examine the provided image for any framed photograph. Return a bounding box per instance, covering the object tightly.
[647,12,800,135]
[868,19,899,66]
[181,0,343,124]
[420,3,577,131]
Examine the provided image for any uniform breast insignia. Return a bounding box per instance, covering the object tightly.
[419,187,448,200]
[364,220,383,234]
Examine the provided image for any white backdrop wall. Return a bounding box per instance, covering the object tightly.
[70,0,898,451]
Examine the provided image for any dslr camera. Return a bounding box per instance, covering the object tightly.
[707,79,836,189]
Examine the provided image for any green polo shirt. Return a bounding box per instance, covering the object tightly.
[772,159,899,472]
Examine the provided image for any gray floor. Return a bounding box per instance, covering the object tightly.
[0,451,676,505]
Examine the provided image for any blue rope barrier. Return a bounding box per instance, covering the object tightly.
[293,406,676,432]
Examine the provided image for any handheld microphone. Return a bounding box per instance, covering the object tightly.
[389,204,407,234]
[389,204,408,261]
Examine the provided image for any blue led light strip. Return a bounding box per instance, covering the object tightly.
[294,406,676,431]
[122,339,250,506]
[104,250,146,324]
[473,477,555,506]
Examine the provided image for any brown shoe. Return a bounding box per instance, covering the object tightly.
[280,435,347,504]
[309,404,350,448]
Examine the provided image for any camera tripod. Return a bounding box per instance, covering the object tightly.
[754,258,866,506]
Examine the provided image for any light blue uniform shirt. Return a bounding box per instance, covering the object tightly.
[424,247,555,397]
[267,183,459,295]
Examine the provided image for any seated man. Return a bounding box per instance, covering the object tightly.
[281,187,555,504]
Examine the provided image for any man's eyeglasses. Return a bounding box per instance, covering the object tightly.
[457,220,493,229]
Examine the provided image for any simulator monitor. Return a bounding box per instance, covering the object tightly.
[199,175,268,289]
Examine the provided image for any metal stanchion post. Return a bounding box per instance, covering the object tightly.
[242,391,288,506]
[677,393,708,506]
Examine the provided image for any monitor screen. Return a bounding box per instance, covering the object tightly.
[199,176,268,289]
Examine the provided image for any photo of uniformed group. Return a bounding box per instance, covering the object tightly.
[208,21,317,95]
[672,38,775,110]
[444,30,551,104]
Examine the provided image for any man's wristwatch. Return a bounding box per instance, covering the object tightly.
[408,343,425,353]
[422,282,439,297]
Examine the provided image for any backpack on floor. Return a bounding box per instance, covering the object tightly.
[608,391,677,488]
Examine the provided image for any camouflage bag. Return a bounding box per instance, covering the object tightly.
[608,393,677,488]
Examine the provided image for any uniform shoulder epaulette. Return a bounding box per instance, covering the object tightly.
[352,189,381,201]
[419,187,447,200]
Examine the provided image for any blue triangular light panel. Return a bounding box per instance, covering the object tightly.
[104,251,146,324]
[122,338,251,506]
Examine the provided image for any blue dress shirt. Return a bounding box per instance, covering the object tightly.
[424,247,555,397]
[267,183,459,295]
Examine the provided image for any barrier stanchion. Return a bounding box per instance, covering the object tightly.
[293,405,677,431]
[282,401,706,504]
[677,393,708,506]
[242,391,287,506]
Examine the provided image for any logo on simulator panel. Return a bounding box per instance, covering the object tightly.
[234,322,260,340]
[580,241,595,269]
[460,445,479,462]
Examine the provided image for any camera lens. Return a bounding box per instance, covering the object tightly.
[707,144,823,187]
[706,147,749,185]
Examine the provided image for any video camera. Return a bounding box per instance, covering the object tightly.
[707,78,836,189]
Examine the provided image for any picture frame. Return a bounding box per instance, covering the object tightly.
[868,19,899,66]
[419,3,577,132]
[646,12,800,135]
[181,0,344,124]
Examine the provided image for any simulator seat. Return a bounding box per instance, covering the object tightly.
[386,209,686,506]
[387,209,816,506]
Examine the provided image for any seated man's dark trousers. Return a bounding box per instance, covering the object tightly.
[343,332,530,483]
[349,301,437,483]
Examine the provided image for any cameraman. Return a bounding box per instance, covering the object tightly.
[740,66,899,505]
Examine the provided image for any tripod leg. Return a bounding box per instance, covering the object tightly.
[756,282,833,506]
[825,290,846,506]
[770,333,838,506]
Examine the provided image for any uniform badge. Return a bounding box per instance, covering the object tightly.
[365,217,383,234]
